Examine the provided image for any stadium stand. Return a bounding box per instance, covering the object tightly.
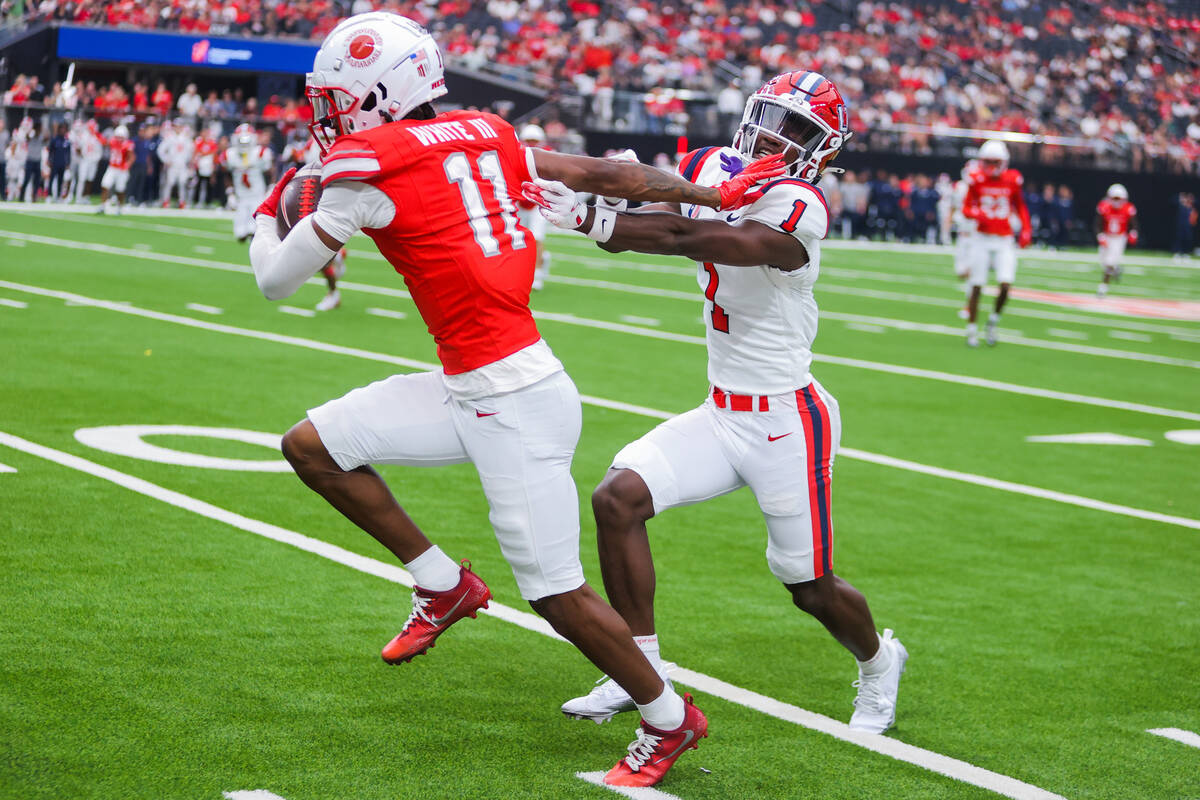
[7,0,1199,173]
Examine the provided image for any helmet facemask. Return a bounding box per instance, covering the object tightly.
[734,95,846,182]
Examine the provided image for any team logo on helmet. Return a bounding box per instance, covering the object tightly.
[346,29,382,66]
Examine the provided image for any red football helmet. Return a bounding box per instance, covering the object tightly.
[733,70,851,182]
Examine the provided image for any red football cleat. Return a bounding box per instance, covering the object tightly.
[381,561,491,664]
[604,694,708,787]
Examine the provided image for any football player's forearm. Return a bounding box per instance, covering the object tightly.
[249,215,336,300]
[575,161,722,209]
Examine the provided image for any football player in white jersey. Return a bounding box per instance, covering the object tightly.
[159,120,195,209]
[527,70,907,735]
[224,123,274,241]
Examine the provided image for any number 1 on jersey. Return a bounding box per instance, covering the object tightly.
[703,262,730,333]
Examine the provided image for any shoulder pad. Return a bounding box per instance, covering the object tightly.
[744,178,830,241]
[321,136,381,186]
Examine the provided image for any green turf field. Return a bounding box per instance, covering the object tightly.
[1,207,1197,800]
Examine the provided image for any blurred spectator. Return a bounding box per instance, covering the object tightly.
[176,83,202,121]
[47,121,72,200]
[1174,193,1197,261]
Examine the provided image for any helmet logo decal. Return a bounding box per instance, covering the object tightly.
[347,30,382,67]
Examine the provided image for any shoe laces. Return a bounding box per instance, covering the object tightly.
[401,591,434,631]
[622,727,664,772]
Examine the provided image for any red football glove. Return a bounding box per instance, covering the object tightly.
[715,153,787,210]
[1128,230,1138,246]
[1018,228,1032,248]
[254,166,297,219]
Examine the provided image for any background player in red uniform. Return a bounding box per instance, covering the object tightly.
[96,125,134,214]
[248,12,780,788]
[961,139,1031,347]
[1095,183,1138,298]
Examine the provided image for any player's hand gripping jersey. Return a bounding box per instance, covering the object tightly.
[963,167,1030,240]
[677,146,829,395]
[316,110,544,379]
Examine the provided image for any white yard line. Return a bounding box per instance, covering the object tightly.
[844,322,886,334]
[185,303,223,315]
[0,429,1067,800]
[365,307,408,319]
[3,279,1197,533]
[1046,328,1089,341]
[575,772,685,799]
[0,297,28,308]
[279,305,316,318]
[1108,331,1152,342]
[224,792,290,800]
[5,278,1198,424]
[619,314,661,326]
[1146,728,1200,750]
[8,228,1194,369]
[0,462,16,473]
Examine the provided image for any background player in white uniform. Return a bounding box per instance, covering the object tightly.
[159,120,195,208]
[72,119,104,203]
[516,124,553,290]
[527,70,907,735]
[935,171,953,245]
[225,123,273,241]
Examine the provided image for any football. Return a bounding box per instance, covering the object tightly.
[275,163,324,238]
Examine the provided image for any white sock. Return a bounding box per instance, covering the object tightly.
[403,545,460,592]
[988,312,1000,325]
[636,685,686,731]
[857,633,894,677]
[634,634,662,672]
[966,322,978,335]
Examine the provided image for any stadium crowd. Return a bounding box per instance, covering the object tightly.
[7,0,1200,173]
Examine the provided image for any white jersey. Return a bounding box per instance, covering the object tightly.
[160,132,195,168]
[226,145,272,195]
[952,179,975,234]
[75,127,103,163]
[678,146,829,395]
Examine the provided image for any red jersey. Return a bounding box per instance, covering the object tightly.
[106,138,134,170]
[194,137,220,159]
[321,110,538,375]
[963,167,1030,238]
[1097,198,1136,236]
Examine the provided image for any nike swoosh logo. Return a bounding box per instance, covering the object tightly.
[426,591,469,626]
[651,730,695,765]
[476,410,498,418]
[726,213,741,222]
[767,432,793,442]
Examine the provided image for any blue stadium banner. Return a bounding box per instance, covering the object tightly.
[57,26,318,74]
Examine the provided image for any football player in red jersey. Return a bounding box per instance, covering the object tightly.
[1095,183,1138,298]
[248,12,780,787]
[961,140,1032,347]
[526,70,907,748]
[96,125,135,215]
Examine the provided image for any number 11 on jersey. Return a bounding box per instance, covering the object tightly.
[703,262,730,333]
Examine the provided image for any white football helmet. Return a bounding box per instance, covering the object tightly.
[306,12,446,153]
[732,70,851,182]
[977,139,1009,175]
[1107,183,1128,201]
[113,125,129,139]
[519,124,547,144]
[233,123,257,149]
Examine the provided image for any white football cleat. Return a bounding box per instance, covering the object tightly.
[985,315,999,347]
[562,663,675,724]
[316,289,341,311]
[849,629,908,734]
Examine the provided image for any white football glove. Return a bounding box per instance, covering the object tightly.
[521,178,587,229]
[598,149,639,210]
